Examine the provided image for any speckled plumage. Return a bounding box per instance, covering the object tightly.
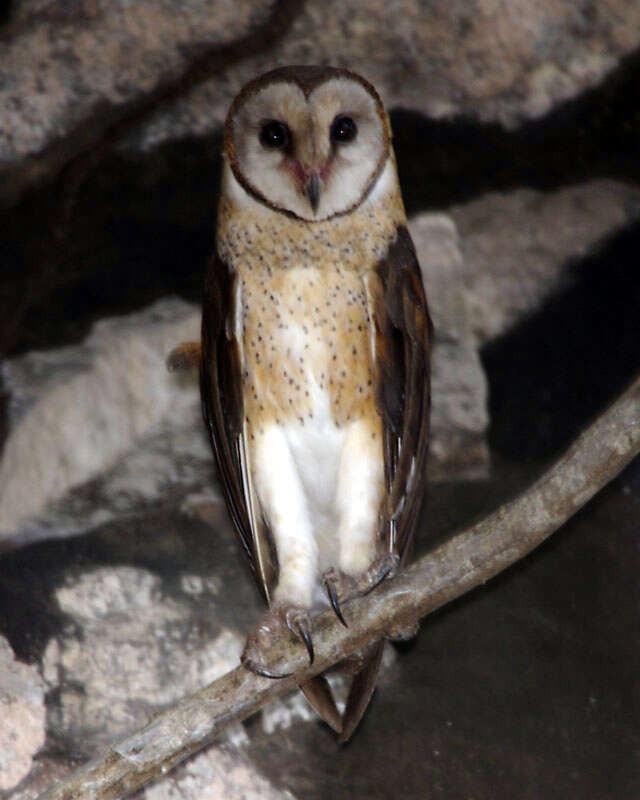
[217,163,404,433]
[198,66,431,741]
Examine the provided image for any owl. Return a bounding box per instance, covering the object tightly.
[171,66,431,741]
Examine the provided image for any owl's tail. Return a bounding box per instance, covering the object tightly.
[299,639,385,742]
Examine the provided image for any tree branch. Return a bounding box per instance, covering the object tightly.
[40,375,640,800]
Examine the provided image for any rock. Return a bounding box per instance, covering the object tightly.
[142,747,296,800]
[0,636,46,792]
[0,0,275,207]
[2,758,72,800]
[36,537,380,756]
[410,214,489,480]
[0,297,204,543]
[132,0,640,151]
[41,565,245,751]
[2,0,640,205]
[449,180,640,344]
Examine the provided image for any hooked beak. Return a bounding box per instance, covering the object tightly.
[305,172,321,213]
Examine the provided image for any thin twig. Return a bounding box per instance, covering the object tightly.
[40,375,640,800]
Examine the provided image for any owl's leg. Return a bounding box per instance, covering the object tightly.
[242,425,317,676]
[336,418,382,576]
[323,418,391,625]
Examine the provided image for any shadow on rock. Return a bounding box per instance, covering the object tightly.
[482,219,640,462]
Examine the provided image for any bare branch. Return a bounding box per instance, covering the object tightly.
[40,375,640,800]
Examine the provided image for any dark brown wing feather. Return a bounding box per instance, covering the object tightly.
[372,225,432,562]
[341,225,431,741]
[200,252,274,598]
[340,640,386,742]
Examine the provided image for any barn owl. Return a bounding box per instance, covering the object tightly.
[171,66,431,741]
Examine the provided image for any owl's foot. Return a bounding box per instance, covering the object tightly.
[241,605,314,679]
[323,553,400,627]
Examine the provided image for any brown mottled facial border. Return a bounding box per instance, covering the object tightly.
[224,65,392,221]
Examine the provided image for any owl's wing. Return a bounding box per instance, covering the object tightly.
[370,224,432,563]
[339,225,432,743]
[200,252,275,600]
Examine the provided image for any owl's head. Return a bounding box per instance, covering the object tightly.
[223,66,392,222]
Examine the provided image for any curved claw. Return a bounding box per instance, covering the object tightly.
[241,655,293,680]
[299,624,315,665]
[324,576,348,627]
[360,553,400,596]
[287,612,314,665]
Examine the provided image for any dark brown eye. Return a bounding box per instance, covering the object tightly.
[259,120,290,149]
[330,115,357,143]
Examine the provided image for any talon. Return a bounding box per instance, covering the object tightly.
[324,576,348,627]
[241,654,292,679]
[299,623,314,665]
[287,610,314,665]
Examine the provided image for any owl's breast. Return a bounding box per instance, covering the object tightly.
[240,265,379,434]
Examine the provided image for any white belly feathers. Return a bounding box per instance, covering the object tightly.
[241,269,385,606]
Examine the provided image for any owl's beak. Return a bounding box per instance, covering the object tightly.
[306,172,321,213]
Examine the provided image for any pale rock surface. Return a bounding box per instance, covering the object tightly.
[0,636,46,792]
[41,565,245,750]
[410,213,489,480]
[2,0,639,203]
[133,0,639,151]
[0,0,274,205]
[142,747,297,800]
[2,759,72,800]
[0,297,203,543]
[450,180,640,344]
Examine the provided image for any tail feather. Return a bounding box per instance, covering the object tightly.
[340,640,385,743]
[299,675,342,734]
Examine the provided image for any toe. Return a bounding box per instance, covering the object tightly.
[357,552,400,595]
[241,632,293,678]
[240,652,292,679]
[241,605,316,675]
[241,608,292,678]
